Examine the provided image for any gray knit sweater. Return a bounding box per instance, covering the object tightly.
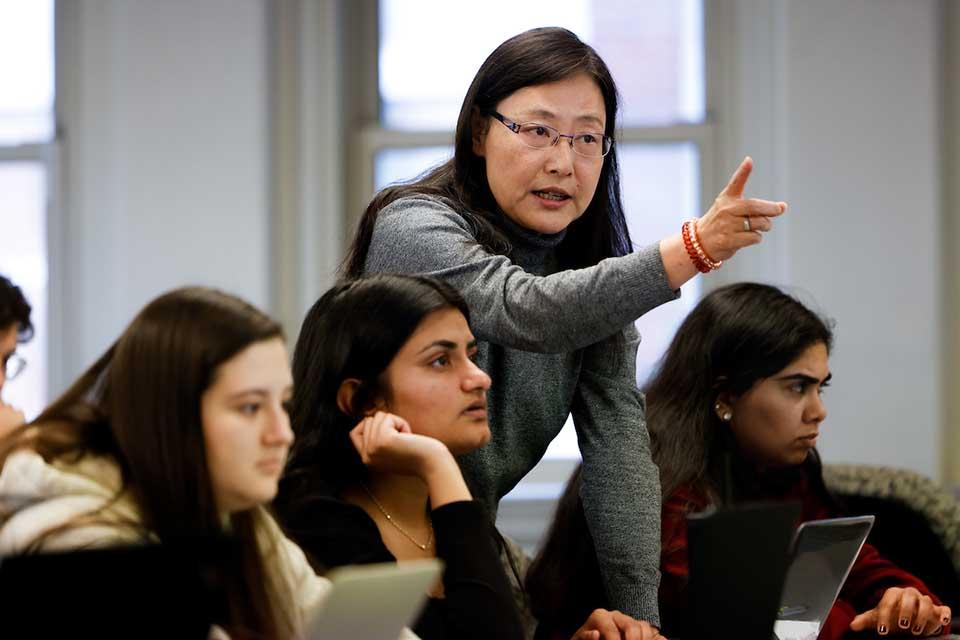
[364,195,679,626]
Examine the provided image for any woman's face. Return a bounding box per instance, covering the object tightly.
[727,342,831,470]
[473,73,607,235]
[202,337,294,514]
[379,308,492,455]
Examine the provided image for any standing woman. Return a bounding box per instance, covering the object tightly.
[343,27,786,631]
[0,288,327,639]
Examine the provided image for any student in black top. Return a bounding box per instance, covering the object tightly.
[275,274,525,640]
[277,275,640,640]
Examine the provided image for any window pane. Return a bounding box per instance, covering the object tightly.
[0,163,48,419]
[620,142,702,381]
[374,146,452,191]
[379,0,704,130]
[0,0,54,144]
[543,142,701,459]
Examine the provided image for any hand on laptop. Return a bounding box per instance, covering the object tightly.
[848,586,951,636]
[571,608,664,640]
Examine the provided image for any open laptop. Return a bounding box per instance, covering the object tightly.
[306,559,442,640]
[686,501,801,640]
[773,516,874,640]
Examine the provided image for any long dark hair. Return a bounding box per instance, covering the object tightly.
[526,283,835,637]
[342,27,631,277]
[647,282,834,501]
[0,287,294,639]
[277,274,470,506]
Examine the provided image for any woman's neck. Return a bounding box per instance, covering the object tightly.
[363,471,431,519]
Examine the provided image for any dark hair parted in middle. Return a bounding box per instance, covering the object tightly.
[279,274,470,501]
[342,26,631,276]
[648,281,834,501]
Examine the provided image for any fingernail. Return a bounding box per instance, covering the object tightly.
[934,625,943,635]
[878,624,888,635]
[944,616,951,625]
[913,624,923,633]
[900,618,911,628]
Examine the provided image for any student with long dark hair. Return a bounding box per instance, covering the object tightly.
[276,274,644,640]
[527,283,950,640]
[0,287,328,639]
[275,274,523,640]
[342,27,786,633]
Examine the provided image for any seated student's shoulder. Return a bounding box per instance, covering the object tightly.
[0,448,146,554]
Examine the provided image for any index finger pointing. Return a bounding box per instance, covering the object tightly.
[722,156,754,198]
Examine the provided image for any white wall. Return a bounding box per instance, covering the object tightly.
[54,0,270,389]
[944,0,960,489]
[718,0,944,479]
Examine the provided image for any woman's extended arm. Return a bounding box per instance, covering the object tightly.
[366,197,676,353]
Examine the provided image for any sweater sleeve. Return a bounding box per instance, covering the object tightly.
[365,196,678,353]
[570,325,662,627]
[839,542,940,613]
[413,500,525,640]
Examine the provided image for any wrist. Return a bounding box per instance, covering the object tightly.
[660,233,698,290]
[421,450,471,508]
[682,219,721,273]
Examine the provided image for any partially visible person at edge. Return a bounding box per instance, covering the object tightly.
[276,274,642,640]
[0,287,358,639]
[525,283,951,640]
[341,26,786,635]
[0,274,33,439]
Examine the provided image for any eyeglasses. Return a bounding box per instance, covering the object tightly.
[3,354,26,381]
[488,111,613,158]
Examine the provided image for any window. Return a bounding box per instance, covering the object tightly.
[0,0,54,419]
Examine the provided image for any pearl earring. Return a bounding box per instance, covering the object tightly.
[715,402,732,422]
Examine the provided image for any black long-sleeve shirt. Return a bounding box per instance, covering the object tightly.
[279,496,524,640]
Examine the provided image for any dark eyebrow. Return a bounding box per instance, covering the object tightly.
[776,372,832,385]
[518,108,605,130]
[417,339,478,354]
[417,340,457,354]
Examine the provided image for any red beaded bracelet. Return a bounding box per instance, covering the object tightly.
[682,220,722,272]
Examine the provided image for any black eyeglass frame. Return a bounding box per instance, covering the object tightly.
[487,110,614,158]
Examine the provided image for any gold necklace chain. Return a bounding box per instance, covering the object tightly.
[361,483,434,551]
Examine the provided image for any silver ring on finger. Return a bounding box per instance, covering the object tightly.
[743,217,752,232]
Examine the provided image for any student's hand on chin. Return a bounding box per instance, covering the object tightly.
[571,609,664,640]
[848,587,951,636]
[349,410,450,478]
[0,402,26,439]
